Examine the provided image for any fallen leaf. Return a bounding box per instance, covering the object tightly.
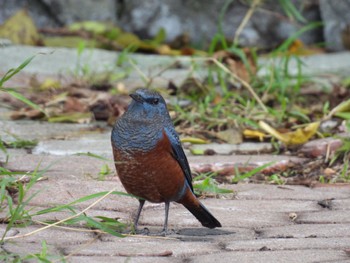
[243,129,267,141]
[259,121,320,145]
[43,36,96,48]
[39,78,61,91]
[328,98,350,119]
[180,137,209,144]
[212,48,257,83]
[69,21,115,35]
[216,128,243,144]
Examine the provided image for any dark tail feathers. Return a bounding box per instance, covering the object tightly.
[183,201,221,229]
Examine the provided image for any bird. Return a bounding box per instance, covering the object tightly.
[111,88,221,234]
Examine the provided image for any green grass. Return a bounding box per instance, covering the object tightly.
[193,172,233,196]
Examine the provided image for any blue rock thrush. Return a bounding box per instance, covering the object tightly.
[111,88,221,233]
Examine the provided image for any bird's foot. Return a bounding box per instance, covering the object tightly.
[157,228,176,236]
[132,227,150,235]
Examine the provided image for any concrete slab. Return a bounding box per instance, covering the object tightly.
[190,250,349,263]
[258,223,350,238]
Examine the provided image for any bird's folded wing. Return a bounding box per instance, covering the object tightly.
[164,127,194,192]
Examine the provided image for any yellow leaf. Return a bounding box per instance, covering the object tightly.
[115,32,141,48]
[259,121,320,145]
[39,78,61,90]
[243,129,266,141]
[180,137,209,144]
[69,21,114,35]
[0,9,40,45]
[189,148,206,155]
[43,36,96,48]
[328,99,350,118]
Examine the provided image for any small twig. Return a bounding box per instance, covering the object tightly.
[58,235,101,263]
[33,220,105,233]
[325,142,331,163]
[208,57,268,112]
[233,0,261,46]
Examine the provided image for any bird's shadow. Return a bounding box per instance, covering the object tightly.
[173,228,233,242]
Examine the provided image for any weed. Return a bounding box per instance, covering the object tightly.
[268,174,285,185]
[98,164,112,181]
[1,162,46,241]
[340,160,350,181]
[0,56,44,113]
[232,162,274,183]
[329,137,350,166]
[1,133,37,150]
[73,40,133,89]
[193,172,233,196]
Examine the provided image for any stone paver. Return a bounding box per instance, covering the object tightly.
[1,152,350,262]
[1,46,350,262]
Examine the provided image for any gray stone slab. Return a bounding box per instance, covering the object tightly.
[190,142,273,155]
[258,223,350,239]
[70,256,179,263]
[231,184,350,200]
[225,237,350,251]
[259,51,350,77]
[33,134,112,156]
[1,46,350,86]
[0,119,109,142]
[0,225,95,245]
[0,46,187,76]
[297,210,350,224]
[1,242,64,261]
[62,237,220,258]
[191,250,349,263]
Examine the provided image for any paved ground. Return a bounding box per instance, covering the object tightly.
[0,46,350,262]
[1,149,350,262]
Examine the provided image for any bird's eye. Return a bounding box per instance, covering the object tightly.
[151,98,159,105]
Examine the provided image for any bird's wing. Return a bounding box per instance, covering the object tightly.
[164,127,194,192]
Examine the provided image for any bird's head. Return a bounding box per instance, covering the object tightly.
[127,88,169,120]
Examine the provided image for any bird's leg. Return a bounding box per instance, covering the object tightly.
[161,202,170,235]
[133,199,145,233]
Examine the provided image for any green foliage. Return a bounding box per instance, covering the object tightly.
[330,137,350,166]
[193,172,233,196]
[1,133,38,150]
[232,162,274,183]
[0,56,44,113]
[1,161,46,241]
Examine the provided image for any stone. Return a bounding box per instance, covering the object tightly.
[116,0,322,48]
[299,137,343,158]
[0,0,323,51]
[320,0,350,51]
[41,0,118,25]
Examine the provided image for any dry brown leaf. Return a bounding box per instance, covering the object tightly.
[216,128,243,144]
[212,49,257,83]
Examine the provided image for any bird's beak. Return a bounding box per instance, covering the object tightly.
[129,93,144,103]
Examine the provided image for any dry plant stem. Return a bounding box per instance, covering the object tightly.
[3,187,118,241]
[33,220,105,233]
[34,219,176,240]
[128,55,267,112]
[233,0,261,46]
[209,58,268,113]
[128,59,150,84]
[58,235,101,263]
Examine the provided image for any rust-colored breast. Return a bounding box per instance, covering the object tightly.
[112,131,185,203]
